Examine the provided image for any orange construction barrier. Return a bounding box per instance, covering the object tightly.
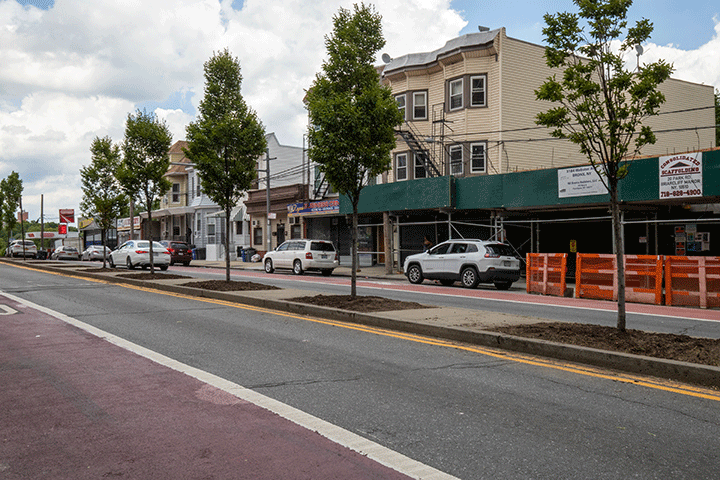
[575,254,663,305]
[526,253,567,297]
[665,256,720,309]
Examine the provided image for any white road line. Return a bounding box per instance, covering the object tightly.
[2,291,458,480]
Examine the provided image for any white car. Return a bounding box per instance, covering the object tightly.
[82,245,113,261]
[109,240,170,271]
[403,239,521,290]
[263,239,338,276]
[51,245,80,261]
[7,240,37,258]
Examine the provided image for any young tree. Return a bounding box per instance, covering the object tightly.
[81,136,127,267]
[117,110,172,273]
[185,49,267,282]
[1,172,23,249]
[306,3,403,297]
[535,0,673,331]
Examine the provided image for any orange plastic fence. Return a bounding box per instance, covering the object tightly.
[575,254,663,305]
[526,253,567,297]
[665,256,720,309]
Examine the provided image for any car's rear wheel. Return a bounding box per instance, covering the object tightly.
[264,259,274,273]
[439,279,455,286]
[293,260,304,275]
[321,269,333,276]
[494,281,513,290]
[460,267,479,288]
[406,264,424,284]
[126,257,135,270]
[109,257,116,268]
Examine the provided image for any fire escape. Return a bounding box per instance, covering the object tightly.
[396,103,449,178]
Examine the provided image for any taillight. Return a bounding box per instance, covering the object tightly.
[484,253,500,258]
[305,252,313,259]
[135,250,148,254]
[167,248,175,254]
[335,253,339,261]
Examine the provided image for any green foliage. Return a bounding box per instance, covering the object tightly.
[306,3,402,207]
[117,110,172,213]
[1,172,23,247]
[535,0,673,190]
[184,49,267,212]
[81,136,127,260]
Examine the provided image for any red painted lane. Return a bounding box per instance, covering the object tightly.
[0,296,413,480]
[180,266,720,323]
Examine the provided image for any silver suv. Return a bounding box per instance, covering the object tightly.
[403,239,521,290]
[263,239,338,276]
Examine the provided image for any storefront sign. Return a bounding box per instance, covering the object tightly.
[287,199,340,217]
[659,152,703,199]
[59,209,75,224]
[558,166,606,198]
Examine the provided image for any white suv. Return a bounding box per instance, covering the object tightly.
[8,240,37,258]
[403,239,521,290]
[263,239,338,276]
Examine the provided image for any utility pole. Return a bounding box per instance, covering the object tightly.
[40,194,44,254]
[19,196,26,260]
[256,149,276,254]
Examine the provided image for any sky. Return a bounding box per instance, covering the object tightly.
[1,0,718,224]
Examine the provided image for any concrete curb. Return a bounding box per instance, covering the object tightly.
[4,258,719,389]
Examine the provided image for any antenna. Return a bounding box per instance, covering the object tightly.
[381,53,392,64]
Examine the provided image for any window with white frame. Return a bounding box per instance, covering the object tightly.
[413,91,427,120]
[191,177,195,199]
[414,153,427,179]
[470,75,486,107]
[171,183,180,203]
[449,78,463,110]
[395,94,406,121]
[449,145,463,175]
[396,153,408,181]
[471,142,486,173]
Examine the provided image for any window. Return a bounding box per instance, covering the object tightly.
[449,145,463,175]
[395,94,406,121]
[414,153,427,179]
[471,142,486,173]
[412,91,427,120]
[470,75,486,107]
[291,224,301,239]
[449,78,463,110]
[191,177,195,198]
[253,227,263,246]
[396,153,408,181]
[196,218,201,235]
[171,183,180,203]
[196,178,201,197]
[235,221,243,235]
[207,223,215,238]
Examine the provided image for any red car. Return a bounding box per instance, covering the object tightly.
[159,241,193,266]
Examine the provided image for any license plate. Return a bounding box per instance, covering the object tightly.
[503,261,511,267]
[321,254,327,259]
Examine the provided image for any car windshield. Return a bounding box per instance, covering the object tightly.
[310,242,334,252]
[485,244,515,257]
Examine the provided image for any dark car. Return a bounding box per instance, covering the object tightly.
[160,241,192,266]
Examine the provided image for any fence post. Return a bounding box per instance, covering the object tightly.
[575,254,582,298]
[699,257,707,309]
[665,257,673,306]
[526,253,531,294]
[542,253,549,295]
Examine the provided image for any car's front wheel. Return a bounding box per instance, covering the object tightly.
[494,281,513,291]
[264,259,274,274]
[293,260,304,275]
[109,257,116,269]
[460,267,479,288]
[406,264,424,284]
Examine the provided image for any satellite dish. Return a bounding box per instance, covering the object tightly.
[381,53,392,64]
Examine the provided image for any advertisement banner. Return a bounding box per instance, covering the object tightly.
[287,199,340,217]
[659,152,703,199]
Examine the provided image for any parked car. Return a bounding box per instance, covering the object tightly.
[7,240,37,258]
[159,240,192,266]
[81,245,113,261]
[263,239,338,276]
[51,246,80,261]
[403,239,521,290]
[109,240,170,270]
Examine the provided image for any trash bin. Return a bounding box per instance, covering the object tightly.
[246,248,256,261]
[195,247,206,260]
[237,246,246,262]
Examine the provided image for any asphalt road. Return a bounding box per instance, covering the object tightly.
[2,263,719,479]
[167,264,720,339]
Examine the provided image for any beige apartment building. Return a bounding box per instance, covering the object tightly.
[382,27,714,182]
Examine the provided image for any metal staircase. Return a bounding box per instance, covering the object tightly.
[396,123,442,178]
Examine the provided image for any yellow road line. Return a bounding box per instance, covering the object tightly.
[7,262,720,402]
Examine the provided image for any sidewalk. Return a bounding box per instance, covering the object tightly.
[0,291,449,480]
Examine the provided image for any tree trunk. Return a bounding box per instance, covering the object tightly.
[225,205,231,283]
[610,183,626,331]
[148,193,155,275]
[351,201,358,298]
[101,228,107,268]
